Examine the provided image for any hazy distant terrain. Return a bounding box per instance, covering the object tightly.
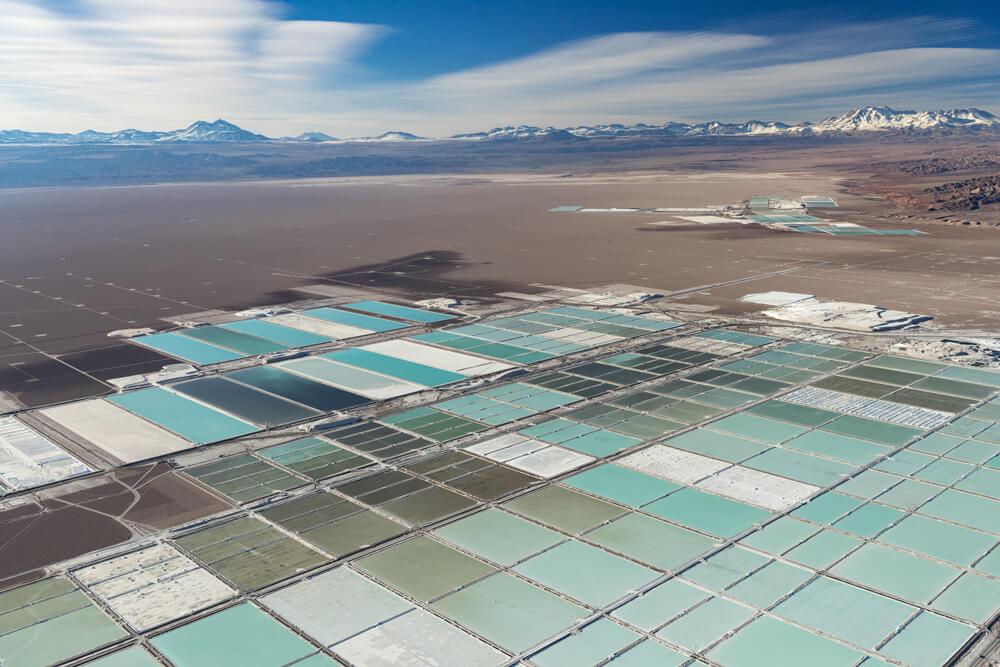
[0,138,714,187]
[0,135,986,188]
[0,144,462,188]
[1,106,998,189]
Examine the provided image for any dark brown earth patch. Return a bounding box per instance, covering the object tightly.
[0,463,231,586]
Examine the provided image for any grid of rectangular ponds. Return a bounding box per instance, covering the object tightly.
[25,340,525,474]
[5,329,999,667]
[169,331,784,501]
[411,306,682,364]
[129,300,453,365]
[36,365,379,466]
[178,331,784,504]
[8,306,674,496]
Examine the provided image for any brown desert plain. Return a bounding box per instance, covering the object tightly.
[1,138,999,409]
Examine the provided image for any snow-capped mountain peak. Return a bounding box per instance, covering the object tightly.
[156,119,269,143]
[291,131,337,142]
[451,125,576,141]
[343,131,429,142]
[687,120,792,136]
[938,108,999,124]
[808,106,1000,133]
[450,119,793,140]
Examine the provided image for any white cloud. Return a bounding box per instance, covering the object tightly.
[0,4,997,136]
[379,26,1000,133]
[576,48,1000,118]
[424,32,771,93]
[0,0,381,132]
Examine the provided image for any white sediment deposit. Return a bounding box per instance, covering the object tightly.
[107,328,156,338]
[742,293,931,332]
[890,338,1000,367]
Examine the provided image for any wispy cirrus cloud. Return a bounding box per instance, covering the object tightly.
[0,2,998,136]
[423,31,772,92]
[385,19,1000,132]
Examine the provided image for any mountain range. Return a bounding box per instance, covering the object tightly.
[459,107,1000,141]
[1,107,997,145]
[0,119,270,145]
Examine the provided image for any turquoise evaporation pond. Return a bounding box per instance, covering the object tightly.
[218,319,330,348]
[179,326,287,355]
[698,329,775,347]
[281,357,420,395]
[343,300,455,324]
[302,307,409,333]
[227,366,370,413]
[108,387,258,444]
[547,306,619,321]
[133,332,243,365]
[562,464,680,507]
[151,602,337,667]
[324,348,465,386]
[410,331,555,364]
[85,646,161,667]
[172,377,320,426]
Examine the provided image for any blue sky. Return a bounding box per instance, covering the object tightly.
[290,1,1000,79]
[2,0,999,135]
